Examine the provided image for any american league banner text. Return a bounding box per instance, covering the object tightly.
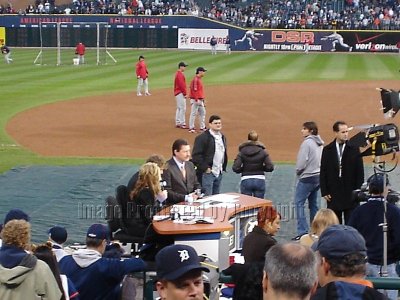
[178,28,229,50]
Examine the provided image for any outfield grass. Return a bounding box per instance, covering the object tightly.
[1,48,399,173]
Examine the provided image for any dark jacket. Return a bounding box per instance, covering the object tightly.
[192,129,227,174]
[320,140,364,210]
[124,187,159,237]
[348,199,400,265]
[163,158,201,205]
[241,226,277,263]
[311,280,386,300]
[232,141,274,176]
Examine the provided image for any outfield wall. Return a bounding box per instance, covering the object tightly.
[0,15,399,52]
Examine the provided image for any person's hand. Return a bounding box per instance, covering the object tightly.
[137,76,140,79]
[190,192,199,200]
[323,195,331,202]
[205,167,211,174]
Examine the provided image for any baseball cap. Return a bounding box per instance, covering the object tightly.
[156,244,209,281]
[178,62,188,68]
[368,173,388,193]
[196,67,207,74]
[4,209,30,225]
[48,226,68,244]
[313,224,367,260]
[87,223,108,240]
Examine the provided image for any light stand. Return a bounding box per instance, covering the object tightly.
[374,159,388,277]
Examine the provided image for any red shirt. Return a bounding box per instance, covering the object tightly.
[136,60,148,79]
[75,43,85,55]
[189,75,204,100]
[174,70,187,96]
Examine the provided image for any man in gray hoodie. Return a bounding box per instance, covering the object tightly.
[294,121,324,238]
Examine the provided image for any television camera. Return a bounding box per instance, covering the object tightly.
[348,88,400,157]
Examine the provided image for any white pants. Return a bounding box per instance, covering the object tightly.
[78,54,84,64]
[4,52,12,64]
[189,99,206,130]
[211,45,217,55]
[175,93,186,126]
[137,78,149,95]
[366,263,398,300]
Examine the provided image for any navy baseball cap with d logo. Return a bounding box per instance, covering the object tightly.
[155,244,209,280]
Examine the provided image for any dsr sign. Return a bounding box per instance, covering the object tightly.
[271,31,315,43]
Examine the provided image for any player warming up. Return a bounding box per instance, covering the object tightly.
[75,42,85,64]
[136,55,150,96]
[1,44,13,64]
[234,30,263,50]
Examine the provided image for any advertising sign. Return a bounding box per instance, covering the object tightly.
[178,28,228,50]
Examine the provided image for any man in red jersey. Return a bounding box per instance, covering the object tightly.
[174,62,188,129]
[136,55,150,96]
[75,42,85,64]
[188,67,207,133]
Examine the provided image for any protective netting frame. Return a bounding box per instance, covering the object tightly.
[34,22,116,66]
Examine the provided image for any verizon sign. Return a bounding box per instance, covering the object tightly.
[178,28,228,50]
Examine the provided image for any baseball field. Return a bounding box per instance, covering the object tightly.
[1,48,399,173]
[1,48,399,242]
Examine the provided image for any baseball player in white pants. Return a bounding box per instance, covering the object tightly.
[137,78,149,96]
[176,93,186,127]
[189,99,206,132]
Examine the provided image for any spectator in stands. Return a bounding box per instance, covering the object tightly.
[75,42,85,65]
[242,206,280,263]
[262,243,318,300]
[0,219,62,300]
[349,173,400,300]
[155,244,209,300]
[33,243,80,300]
[311,224,386,299]
[163,139,201,205]
[232,130,274,199]
[48,225,69,262]
[59,223,146,300]
[299,208,339,247]
[0,208,30,248]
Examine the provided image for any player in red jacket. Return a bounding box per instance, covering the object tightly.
[75,42,85,64]
[174,62,188,129]
[188,67,207,133]
[136,55,150,96]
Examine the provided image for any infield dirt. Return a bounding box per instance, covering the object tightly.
[6,80,398,162]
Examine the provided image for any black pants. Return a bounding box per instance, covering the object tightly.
[333,208,354,224]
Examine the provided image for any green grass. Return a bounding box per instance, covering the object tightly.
[1,49,399,173]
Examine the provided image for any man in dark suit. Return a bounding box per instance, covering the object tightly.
[163,139,201,205]
[320,121,364,224]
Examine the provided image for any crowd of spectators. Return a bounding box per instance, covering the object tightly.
[0,0,200,16]
[203,0,400,30]
[0,0,399,30]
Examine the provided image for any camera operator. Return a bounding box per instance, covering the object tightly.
[348,173,400,300]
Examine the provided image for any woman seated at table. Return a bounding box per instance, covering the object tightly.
[242,206,280,263]
[125,162,168,237]
[299,208,339,247]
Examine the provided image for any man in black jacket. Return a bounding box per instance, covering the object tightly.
[349,173,400,300]
[192,115,227,196]
[320,121,364,224]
